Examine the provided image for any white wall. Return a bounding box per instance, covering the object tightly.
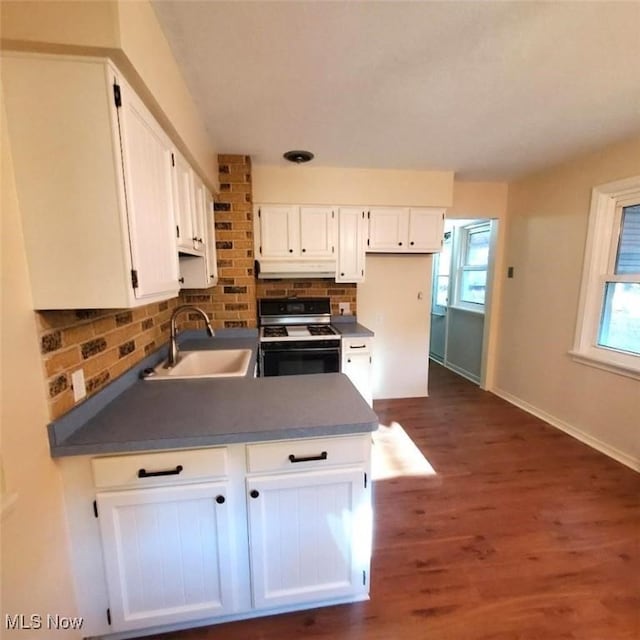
[358,255,432,399]
[1,99,80,637]
[496,135,640,470]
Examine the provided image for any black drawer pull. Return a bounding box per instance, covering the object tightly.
[349,344,367,349]
[288,451,328,464]
[250,489,260,499]
[138,464,183,478]
[216,495,226,504]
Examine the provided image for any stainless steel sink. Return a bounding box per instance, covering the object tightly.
[147,349,252,380]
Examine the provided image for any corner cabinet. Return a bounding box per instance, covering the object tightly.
[368,207,445,253]
[59,436,372,637]
[2,53,179,309]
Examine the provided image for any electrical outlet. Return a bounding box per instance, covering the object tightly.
[338,302,351,316]
[71,369,86,402]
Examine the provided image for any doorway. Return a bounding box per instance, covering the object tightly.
[429,218,498,386]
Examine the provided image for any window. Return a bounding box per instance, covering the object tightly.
[456,223,490,309]
[572,176,640,378]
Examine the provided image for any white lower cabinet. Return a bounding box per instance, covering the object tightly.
[342,337,374,406]
[96,481,234,632]
[62,435,372,636]
[246,467,368,609]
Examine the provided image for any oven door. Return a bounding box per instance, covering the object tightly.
[260,341,340,377]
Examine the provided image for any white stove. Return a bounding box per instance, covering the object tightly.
[258,298,342,376]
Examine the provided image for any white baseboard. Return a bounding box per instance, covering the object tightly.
[492,387,639,473]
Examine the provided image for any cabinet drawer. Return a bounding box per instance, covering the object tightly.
[246,435,369,474]
[342,337,372,353]
[92,447,227,489]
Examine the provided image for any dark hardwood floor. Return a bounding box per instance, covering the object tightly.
[138,363,640,640]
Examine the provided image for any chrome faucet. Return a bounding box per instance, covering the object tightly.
[166,305,214,368]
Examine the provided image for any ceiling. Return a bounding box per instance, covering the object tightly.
[152,1,640,181]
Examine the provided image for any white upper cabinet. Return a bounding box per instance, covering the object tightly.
[337,208,367,283]
[367,207,410,251]
[178,184,218,289]
[172,151,197,254]
[407,207,446,252]
[256,205,336,259]
[368,207,445,253]
[257,205,299,257]
[299,207,335,258]
[2,53,180,309]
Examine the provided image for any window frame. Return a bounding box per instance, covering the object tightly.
[454,222,490,312]
[571,176,640,379]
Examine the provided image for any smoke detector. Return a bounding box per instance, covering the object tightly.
[283,150,314,164]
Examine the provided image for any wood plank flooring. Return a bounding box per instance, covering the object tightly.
[137,363,640,640]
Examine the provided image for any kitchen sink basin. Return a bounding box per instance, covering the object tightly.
[147,349,252,380]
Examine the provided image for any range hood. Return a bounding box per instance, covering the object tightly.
[255,259,336,279]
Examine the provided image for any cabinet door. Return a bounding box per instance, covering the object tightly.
[172,152,197,253]
[367,207,410,251]
[299,207,335,257]
[407,207,445,252]
[97,482,234,632]
[247,468,369,609]
[342,341,373,406]
[192,172,208,254]
[336,208,367,283]
[205,189,219,285]
[258,206,299,257]
[117,79,179,300]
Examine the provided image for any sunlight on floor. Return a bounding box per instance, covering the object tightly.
[372,422,437,480]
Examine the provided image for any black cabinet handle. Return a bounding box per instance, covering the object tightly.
[138,465,183,478]
[289,249,293,253]
[398,241,403,246]
[410,241,415,246]
[349,344,367,349]
[250,489,260,499]
[216,495,226,504]
[302,248,306,253]
[288,451,328,464]
[341,272,345,277]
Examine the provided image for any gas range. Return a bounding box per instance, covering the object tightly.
[260,323,340,342]
[258,298,342,376]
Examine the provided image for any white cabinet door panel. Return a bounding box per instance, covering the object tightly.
[367,207,409,251]
[247,468,367,609]
[97,482,234,632]
[258,206,299,257]
[408,207,445,252]
[337,208,367,282]
[299,207,335,257]
[117,80,179,301]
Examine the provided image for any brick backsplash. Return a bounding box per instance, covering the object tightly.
[38,153,357,421]
[38,299,180,419]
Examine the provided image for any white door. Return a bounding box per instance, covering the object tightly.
[367,207,409,251]
[96,482,234,632]
[299,207,335,257]
[247,468,368,609]
[337,208,367,282]
[117,77,179,301]
[408,208,445,252]
[258,206,299,257]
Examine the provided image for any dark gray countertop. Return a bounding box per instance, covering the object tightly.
[51,374,377,457]
[332,317,375,337]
